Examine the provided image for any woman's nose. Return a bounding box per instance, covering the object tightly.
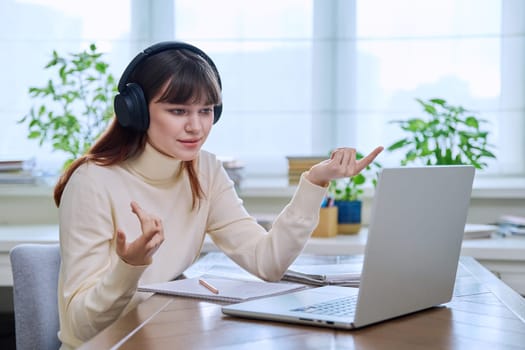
[184,113,201,132]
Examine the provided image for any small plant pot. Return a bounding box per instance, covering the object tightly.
[311,206,338,238]
[334,200,362,234]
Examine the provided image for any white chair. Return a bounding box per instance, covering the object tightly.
[10,243,61,350]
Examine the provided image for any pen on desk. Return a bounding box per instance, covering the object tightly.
[199,278,219,294]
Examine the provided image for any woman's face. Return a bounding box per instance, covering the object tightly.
[147,95,215,161]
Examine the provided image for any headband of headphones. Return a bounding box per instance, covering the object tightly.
[114,41,223,131]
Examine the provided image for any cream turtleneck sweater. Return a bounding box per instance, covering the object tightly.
[57,143,327,349]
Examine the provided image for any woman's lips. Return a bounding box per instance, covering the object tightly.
[179,138,201,147]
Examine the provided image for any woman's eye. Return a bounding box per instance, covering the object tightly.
[201,108,214,115]
[169,109,185,115]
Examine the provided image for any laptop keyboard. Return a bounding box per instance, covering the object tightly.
[291,295,358,317]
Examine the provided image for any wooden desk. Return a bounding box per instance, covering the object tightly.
[80,256,525,350]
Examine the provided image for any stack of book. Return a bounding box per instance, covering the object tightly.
[282,264,361,287]
[0,158,36,184]
[286,156,326,185]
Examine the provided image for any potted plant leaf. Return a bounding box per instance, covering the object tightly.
[19,44,117,170]
[328,152,381,234]
[387,98,496,169]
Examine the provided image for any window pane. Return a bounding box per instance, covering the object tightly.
[174,1,314,175]
[348,0,525,175]
[357,0,501,37]
[175,0,312,39]
[0,0,133,172]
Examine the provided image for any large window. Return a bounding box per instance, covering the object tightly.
[1,0,524,181]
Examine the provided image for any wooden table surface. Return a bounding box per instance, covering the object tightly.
[80,256,525,350]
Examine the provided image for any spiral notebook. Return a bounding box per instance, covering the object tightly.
[138,276,307,303]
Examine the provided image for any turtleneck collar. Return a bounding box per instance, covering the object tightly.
[126,142,183,184]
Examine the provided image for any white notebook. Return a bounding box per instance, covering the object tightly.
[138,276,307,303]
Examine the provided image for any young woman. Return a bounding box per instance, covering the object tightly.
[54,41,383,348]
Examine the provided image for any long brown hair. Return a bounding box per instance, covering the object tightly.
[54,48,222,208]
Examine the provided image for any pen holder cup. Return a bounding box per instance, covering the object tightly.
[311,206,338,238]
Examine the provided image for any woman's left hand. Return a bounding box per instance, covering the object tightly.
[305,146,384,187]
[115,201,165,266]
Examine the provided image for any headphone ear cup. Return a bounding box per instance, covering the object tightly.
[213,104,222,124]
[114,83,149,131]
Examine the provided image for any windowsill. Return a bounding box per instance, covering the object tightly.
[0,175,524,199]
[237,175,525,200]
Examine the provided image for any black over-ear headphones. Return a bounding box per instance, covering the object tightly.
[114,41,223,131]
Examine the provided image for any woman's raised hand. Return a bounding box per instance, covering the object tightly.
[116,201,165,266]
[305,146,384,187]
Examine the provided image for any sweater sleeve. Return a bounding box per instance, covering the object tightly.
[206,163,327,281]
[58,165,148,342]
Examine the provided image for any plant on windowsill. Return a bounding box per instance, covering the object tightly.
[18,44,117,171]
[328,152,382,234]
[386,98,496,169]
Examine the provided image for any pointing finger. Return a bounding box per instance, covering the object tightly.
[356,146,384,171]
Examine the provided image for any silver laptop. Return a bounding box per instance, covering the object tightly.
[222,165,475,329]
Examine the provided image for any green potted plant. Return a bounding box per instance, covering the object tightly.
[328,152,381,234]
[19,44,117,170]
[387,98,496,169]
